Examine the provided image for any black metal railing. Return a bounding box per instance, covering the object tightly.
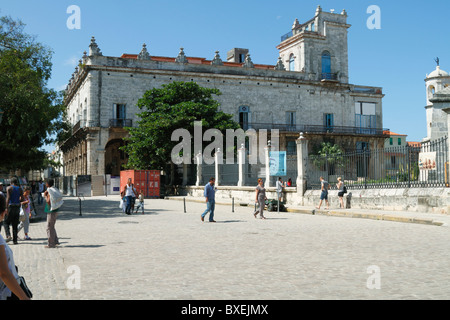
[281,31,293,42]
[248,123,388,137]
[306,136,449,190]
[109,119,132,128]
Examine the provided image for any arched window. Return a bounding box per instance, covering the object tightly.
[429,85,436,98]
[321,51,331,78]
[289,54,295,71]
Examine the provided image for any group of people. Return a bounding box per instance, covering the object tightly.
[0,177,63,300]
[316,176,347,210]
[121,178,145,215]
[200,175,348,222]
[200,176,290,222]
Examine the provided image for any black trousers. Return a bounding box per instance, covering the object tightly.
[4,205,20,243]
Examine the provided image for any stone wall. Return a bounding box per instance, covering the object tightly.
[182,185,450,214]
[303,188,450,214]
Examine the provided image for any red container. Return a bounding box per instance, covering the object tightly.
[120,170,161,198]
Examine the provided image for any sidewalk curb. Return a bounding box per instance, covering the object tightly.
[286,208,444,227]
[166,196,445,227]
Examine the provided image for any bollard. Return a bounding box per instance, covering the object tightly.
[183,197,186,213]
[78,197,82,216]
[232,197,234,212]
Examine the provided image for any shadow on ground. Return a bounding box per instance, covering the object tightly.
[31,197,167,222]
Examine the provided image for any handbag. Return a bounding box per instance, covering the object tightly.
[19,207,26,222]
[7,267,33,300]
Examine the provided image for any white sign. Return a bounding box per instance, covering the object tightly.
[419,152,437,171]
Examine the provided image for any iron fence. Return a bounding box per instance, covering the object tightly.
[307,136,449,190]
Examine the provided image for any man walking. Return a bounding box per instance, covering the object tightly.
[201,178,216,223]
[316,176,330,210]
[4,177,23,244]
[122,178,136,215]
[276,177,285,203]
[44,179,63,248]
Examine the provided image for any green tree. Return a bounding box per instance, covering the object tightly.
[0,16,64,172]
[121,81,240,172]
[310,142,346,175]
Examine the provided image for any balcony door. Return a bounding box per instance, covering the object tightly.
[113,104,126,127]
[321,51,331,79]
[239,106,251,131]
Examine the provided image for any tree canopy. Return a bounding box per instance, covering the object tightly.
[121,81,240,171]
[0,15,65,172]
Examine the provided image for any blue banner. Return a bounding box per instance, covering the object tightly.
[269,151,287,176]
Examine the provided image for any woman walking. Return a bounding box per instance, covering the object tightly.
[20,187,32,240]
[336,177,345,209]
[253,179,267,219]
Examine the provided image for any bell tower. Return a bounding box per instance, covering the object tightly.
[276,6,350,83]
[424,60,450,141]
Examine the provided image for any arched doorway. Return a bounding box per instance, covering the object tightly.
[105,139,128,176]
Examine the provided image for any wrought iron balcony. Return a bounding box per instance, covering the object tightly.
[248,123,389,137]
[109,118,132,128]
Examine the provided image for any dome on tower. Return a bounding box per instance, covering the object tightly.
[427,66,449,78]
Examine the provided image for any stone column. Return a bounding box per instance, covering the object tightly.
[195,152,202,187]
[296,132,309,196]
[265,143,271,187]
[238,144,245,187]
[215,148,222,187]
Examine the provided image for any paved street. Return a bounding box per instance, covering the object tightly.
[6,196,450,300]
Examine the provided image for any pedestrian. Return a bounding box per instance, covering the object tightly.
[131,184,138,213]
[122,178,135,215]
[43,179,63,248]
[37,180,44,205]
[276,177,285,203]
[134,191,145,214]
[316,176,330,210]
[4,177,23,245]
[201,178,216,223]
[253,178,267,219]
[287,178,292,187]
[20,187,32,240]
[0,195,30,300]
[336,177,345,209]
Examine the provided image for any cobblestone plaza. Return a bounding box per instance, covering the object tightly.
[9,196,450,301]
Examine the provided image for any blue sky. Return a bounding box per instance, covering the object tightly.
[1,0,449,151]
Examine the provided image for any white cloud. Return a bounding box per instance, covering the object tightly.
[64,56,79,67]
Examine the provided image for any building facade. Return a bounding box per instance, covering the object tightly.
[60,6,386,178]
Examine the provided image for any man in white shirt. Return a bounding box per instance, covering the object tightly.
[122,178,136,215]
[276,177,285,203]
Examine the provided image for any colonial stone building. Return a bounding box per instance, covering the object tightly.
[60,6,386,178]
